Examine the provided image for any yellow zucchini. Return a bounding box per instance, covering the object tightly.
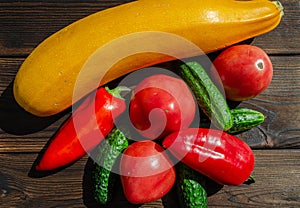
[13,0,283,116]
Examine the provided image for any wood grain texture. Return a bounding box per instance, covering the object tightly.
[0,150,299,207]
[252,0,300,54]
[207,150,300,207]
[0,0,133,56]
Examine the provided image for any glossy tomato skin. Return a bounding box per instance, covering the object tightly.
[212,45,273,101]
[120,140,176,204]
[129,74,196,139]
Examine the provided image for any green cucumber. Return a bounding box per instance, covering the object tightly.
[176,163,208,208]
[92,128,129,204]
[180,61,232,131]
[228,108,265,134]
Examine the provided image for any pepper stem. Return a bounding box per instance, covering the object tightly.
[105,86,131,100]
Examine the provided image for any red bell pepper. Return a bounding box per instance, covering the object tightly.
[162,128,255,186]
[36,86,129,171]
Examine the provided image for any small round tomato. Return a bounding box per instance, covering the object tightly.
[120,140,176,204]
[212,44,273,101]
[129,74,196,140]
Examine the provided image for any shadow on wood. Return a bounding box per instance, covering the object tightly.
[0,81,67,135]
[161,165,224,208]
[27,135,79,178]
[82,157,141,208]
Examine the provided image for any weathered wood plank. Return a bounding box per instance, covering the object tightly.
[0,0,299,56]
[207,149,300,207]
[1,56,299,152]
[0,150,299,207]
[252,0,300,54]
[0,0,132,56]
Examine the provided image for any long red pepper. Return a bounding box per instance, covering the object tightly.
[36,86,129,171]
[162,128,255,186]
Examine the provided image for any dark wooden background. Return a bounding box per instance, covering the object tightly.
[0,0,299,207]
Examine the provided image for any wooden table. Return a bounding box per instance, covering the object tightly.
[0,0,299,207]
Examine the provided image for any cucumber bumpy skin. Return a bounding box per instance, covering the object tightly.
[180,61,233,131]
[92,128,129,204]
[176,163,208,208]
[228,108,265,134]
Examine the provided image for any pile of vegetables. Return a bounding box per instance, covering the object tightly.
[88,56,266,206]
[35,48,271,206]
[11,0,284,207]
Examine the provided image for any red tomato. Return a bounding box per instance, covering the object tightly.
[212,44,273,101]
[129,74,196,139]
[120,140,176,204]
